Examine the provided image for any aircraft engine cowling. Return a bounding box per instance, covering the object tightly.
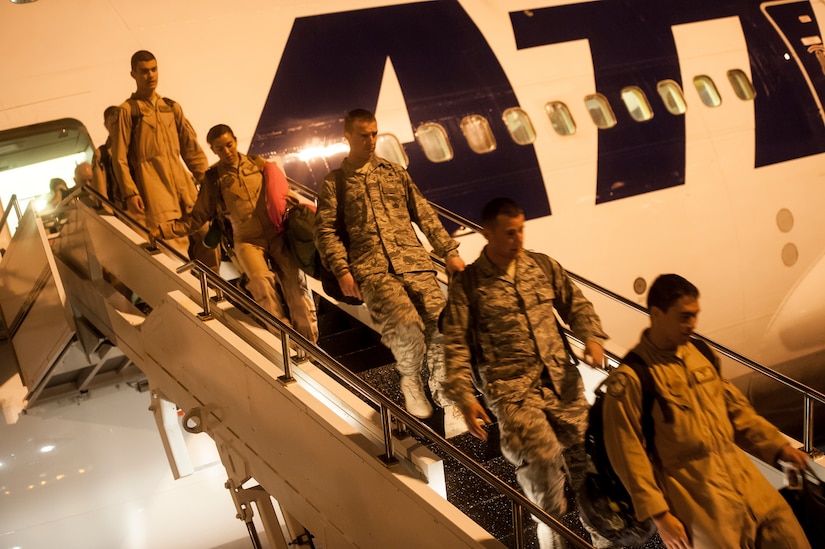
[761,247,825,364]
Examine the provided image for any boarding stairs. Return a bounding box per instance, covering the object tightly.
[0,187,822,549]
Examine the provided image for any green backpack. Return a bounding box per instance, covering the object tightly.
[283,202,320,277]
[283,170,362,305]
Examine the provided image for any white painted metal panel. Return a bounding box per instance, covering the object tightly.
[0,205,74,390]
[138,294,495,549]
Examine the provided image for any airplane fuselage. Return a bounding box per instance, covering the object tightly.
[2,0,824,374]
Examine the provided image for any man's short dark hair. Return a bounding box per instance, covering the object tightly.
[481,197,523,229]
[206,124,235,145]
[344,109,375,133]
[647,274,699,313]
[50,178,67,193]
[131,50,156,71]
[103,105,119,121]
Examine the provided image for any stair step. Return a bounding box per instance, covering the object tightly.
[332,345,394,372]
[315,298,669,548]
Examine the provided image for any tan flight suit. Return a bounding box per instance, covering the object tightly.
[441,251,608,548]
[157,154,317,343]
[602,333,810,549]
[111,92,217,268]
[314,155,459,404]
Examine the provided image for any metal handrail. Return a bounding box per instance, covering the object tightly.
[35,186,566,545]
[427,202,824,452]
[83,179,588,547]
[68,180,822,546]
[288,180,822,448]
[173,257,592,549]
[8,184,589,547]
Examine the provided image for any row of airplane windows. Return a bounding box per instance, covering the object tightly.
[376,69,756,166]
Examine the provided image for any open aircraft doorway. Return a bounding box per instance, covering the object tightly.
[0,118,94,234]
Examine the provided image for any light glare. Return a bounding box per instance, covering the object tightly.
[294,142,349,162]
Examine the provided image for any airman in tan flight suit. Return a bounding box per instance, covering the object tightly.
[151,124,317,343]
[603,274,811,549]
[111,50,217,269]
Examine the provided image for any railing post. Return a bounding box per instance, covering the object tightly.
[279,332,295,385]
[377,403,398,467]
[803,395,813,453]
[511,500,525,549]
[197,267,213,320]
[12,195,21,221]
[212,286,224,303]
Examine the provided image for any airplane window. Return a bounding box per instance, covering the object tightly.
[502,107,536,145]
[415,122,454,163]
[693,75,722,107]
[376,133,408,168]
[584,94,617,129]
[460,114,497,154]
[621,87,654,122]
[544,101,576,136]
[656,80,687,115]
[727,69,756,101]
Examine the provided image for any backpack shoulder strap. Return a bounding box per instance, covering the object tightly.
[332,168,348,246]
[127,98,140,123]
[623,352,657,449]
[456,263,484,386]
[445,263,478,335]
[333,168,346,205]
[525,250,578,366]
[247,154,266,170]
[203,165,226,215]
[125,99,143,155]
[204,165,219,185]
[160,97,182,128]
[526,250,554,278]
[690,338,719,372]
[622,351,672,458]
[459,263,478,316]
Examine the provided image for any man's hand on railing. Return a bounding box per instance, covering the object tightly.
[147,226,162,250]
[126,194,145,216]
[445,255,466,276]
[336,271,362,301]
[583,341,606,370]
[461,401,492,441]
[778,443,811,470]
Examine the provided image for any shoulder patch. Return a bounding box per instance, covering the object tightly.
[606,372,630,398]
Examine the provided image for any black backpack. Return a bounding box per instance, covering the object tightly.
[578,339,717,545]
[284,169,362,305]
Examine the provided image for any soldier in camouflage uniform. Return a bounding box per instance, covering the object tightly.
[441,197,609,549]
[314,109,465,419]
